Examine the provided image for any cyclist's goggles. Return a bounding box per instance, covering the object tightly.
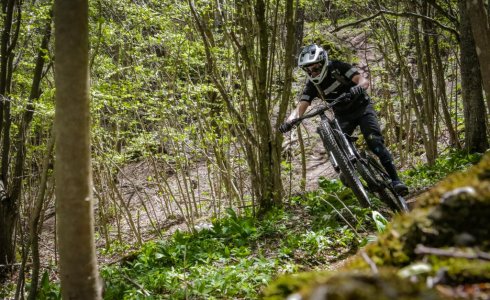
[302,62,323,75]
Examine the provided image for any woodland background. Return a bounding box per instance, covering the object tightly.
[0,0,489,299]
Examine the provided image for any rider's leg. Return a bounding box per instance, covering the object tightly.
[336,117,358,136]
[358,105,408,195]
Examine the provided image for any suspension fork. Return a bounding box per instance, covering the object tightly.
[330,118,356,162]
[317,113,340,172]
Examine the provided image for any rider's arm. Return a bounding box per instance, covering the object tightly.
[287,100,311,121]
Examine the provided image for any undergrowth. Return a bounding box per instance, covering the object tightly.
[402,149,482,189]
[29,150,483,299]
[99,181,374,299]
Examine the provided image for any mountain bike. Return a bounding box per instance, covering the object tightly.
[280,93,408,213]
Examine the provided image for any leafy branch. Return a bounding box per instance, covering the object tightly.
[331,9,460,41]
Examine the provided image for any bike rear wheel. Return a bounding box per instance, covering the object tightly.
[362,155,408,213]
[318,122,371,208]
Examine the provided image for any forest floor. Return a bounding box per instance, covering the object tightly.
[18,30,433,299]
[34,107,423,277]
[34,30,429,275]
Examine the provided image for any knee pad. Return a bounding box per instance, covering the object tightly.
[366,134,392,163]
[365,134,384,154]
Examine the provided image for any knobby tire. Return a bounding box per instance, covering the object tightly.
[318,122,371,208]
[363,156,408,213]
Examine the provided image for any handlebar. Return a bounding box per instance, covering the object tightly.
[280,93,351,133]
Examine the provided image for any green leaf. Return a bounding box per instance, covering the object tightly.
[372,211,388,233]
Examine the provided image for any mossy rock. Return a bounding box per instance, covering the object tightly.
[263,270,440,300]
[427,256,490,285]
[353,152,490,268]
[265,152,490,299]
[263,270,331,299]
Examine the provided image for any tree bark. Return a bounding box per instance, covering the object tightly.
[0,0,20,281]
[432,35,461,149]
[255,0,279,213]
[295,0,305,56]
[276,0,296,201]
[458,0,489,153]
[27,130,54,300]
[54,0,102,298]
[465,0,490,113]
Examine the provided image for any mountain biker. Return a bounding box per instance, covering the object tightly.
[280,44,409,196]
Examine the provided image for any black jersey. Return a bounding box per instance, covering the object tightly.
[299,60,370,115]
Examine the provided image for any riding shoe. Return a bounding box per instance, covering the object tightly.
[392,180,409,196]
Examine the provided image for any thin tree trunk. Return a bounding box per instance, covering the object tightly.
[11,11,52,206]
[421,3,438,160]
[458,0,489,152]
[295,0,304,56]
[432,35,461,148]
[0,0,20,280]
[465,0,490,113]
[277,0,296,197]
[412,8,436,164]
[27,130,54,300]
[297,126,306,192]
[256,0,283,213]
[54,0,102,298]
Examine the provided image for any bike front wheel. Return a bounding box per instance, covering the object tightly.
[318,122,371,208]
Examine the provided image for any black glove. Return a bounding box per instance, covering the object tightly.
[350,85,365,95]
[279,121,294,133]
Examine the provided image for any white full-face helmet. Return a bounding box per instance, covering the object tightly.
[298,44,329,84]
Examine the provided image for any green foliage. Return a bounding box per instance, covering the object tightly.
[402,150,483,189]
[101,211,278,299]
[371,211,388,233]
[305,178,374,231]
[100,187,375,299]
[37,271,62,300]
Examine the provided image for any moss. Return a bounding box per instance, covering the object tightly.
[262,270,331,299]
[271,270,441,300]
[347,208,431,268]
[354,153,490,268]
[428,256,490,285]
[265,153,490,299]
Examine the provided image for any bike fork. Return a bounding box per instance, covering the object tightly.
[331,119,356,163]
[317,123,341,172]
[330,152,340,172]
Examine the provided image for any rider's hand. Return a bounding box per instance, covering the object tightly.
[350,85,364,95]
[279,121,294,133]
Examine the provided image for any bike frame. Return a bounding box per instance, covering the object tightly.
[282,92,408,212]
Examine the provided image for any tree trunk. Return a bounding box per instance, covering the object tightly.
[420,3,438,161]
[276,0,296,200]
[0,0,20,281]
[255,0,280,213]
[402,11,435,165]
[295,0,305,56]
[465,0,490,113]
[432,35,461,149]
[458,0,489,153]
[54,0,102,298]
[27,131,54,300]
